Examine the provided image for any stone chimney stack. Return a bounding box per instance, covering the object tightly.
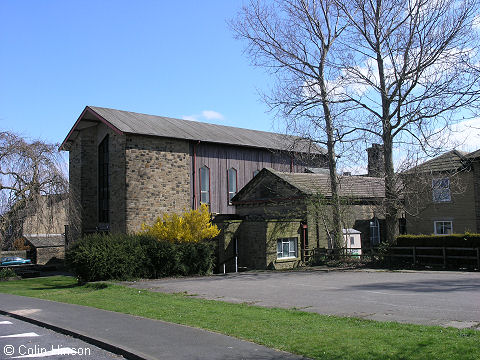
[367,143,385,177]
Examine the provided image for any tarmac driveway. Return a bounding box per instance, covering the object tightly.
[128,270,480,329]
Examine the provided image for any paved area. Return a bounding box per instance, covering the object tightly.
[128,270,480,329]
[0,293,305,360]
[0,314,121,359]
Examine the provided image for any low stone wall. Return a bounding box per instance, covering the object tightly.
[35,247,65,265]
[0,250,27,259]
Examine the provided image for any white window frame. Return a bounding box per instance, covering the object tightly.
[199,165,210,205]
[434,221,453,235]
[227,167,237,204]
[277,237,298,259]
[370,218,380,246]
[432,178,451,203]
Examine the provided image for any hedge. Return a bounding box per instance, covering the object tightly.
[396,233,480,248]
[66,233,216,282]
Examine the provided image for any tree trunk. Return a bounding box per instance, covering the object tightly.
[383,134,398,244]
[319,57,343,251]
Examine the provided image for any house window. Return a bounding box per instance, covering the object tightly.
[98,135,109,223]
[200,165,210,204]
[253,170,260,177]
[227,167,237,204]
[350,236,355,246]
[277,237,297,259]
[434,221,453,235]
[370,217,380,246]
[432,178,451,203]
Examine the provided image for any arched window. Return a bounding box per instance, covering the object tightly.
[98,135,109,223]
[227,167,237,204]
[370,217,380,246]
[200,165,210,204]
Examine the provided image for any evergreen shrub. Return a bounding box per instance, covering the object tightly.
[66,233,215,282]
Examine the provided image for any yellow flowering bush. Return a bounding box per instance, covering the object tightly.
[140,204,220,243]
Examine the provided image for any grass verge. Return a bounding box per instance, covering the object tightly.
[0,276,478,360]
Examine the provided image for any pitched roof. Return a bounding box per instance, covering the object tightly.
[23,234,64,248]
[466,148,480,159]
[269,169,385,198]
[233,168,385,202]
[60,106,325,154]
[406,150,469,173]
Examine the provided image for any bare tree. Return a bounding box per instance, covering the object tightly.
[334,0,480,243]
[232,0,356,249]
[0,131,74,249]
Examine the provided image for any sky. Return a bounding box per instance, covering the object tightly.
[0,0,275,145]
[1,0,479,171]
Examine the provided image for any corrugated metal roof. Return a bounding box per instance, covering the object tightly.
[62,106,325,154]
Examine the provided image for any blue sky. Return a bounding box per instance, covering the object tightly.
[0,1,275,145]
[1,0,478,171]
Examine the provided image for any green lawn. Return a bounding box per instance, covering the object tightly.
[0,276,478,360]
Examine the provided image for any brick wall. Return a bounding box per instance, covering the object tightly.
[125,135,191,233]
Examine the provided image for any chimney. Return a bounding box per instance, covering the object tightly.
[367,143,385,177]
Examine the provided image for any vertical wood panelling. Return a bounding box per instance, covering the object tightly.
[192,142,326,214]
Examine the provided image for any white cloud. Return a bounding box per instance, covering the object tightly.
[473,14,480,30]
[201,110,224,120]
[446,117,480,152]
[182,110,225,122]
[182,115,199,121]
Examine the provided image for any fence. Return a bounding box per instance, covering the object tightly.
[385,246,480,269]
[306,246,480,270]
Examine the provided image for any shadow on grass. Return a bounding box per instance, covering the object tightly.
[32,281,111,291]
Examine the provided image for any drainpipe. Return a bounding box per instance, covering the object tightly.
[301,222,308,261]
[234,237,238,273]
[193,141,200,209]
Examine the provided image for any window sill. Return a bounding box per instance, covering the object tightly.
[276,257,300,263]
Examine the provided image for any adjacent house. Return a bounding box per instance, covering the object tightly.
[23,234,65,265]
[1,194,67,251]
[403,149,480,234]
[60,106,327,240]
[214,168,386,270]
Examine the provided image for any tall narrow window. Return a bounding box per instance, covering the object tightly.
[370,217,380,246]
[98,135,109,223]
[200,165,210,204]
[227,167,237,204]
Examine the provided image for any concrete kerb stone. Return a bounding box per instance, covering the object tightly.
[0,308,147,360]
